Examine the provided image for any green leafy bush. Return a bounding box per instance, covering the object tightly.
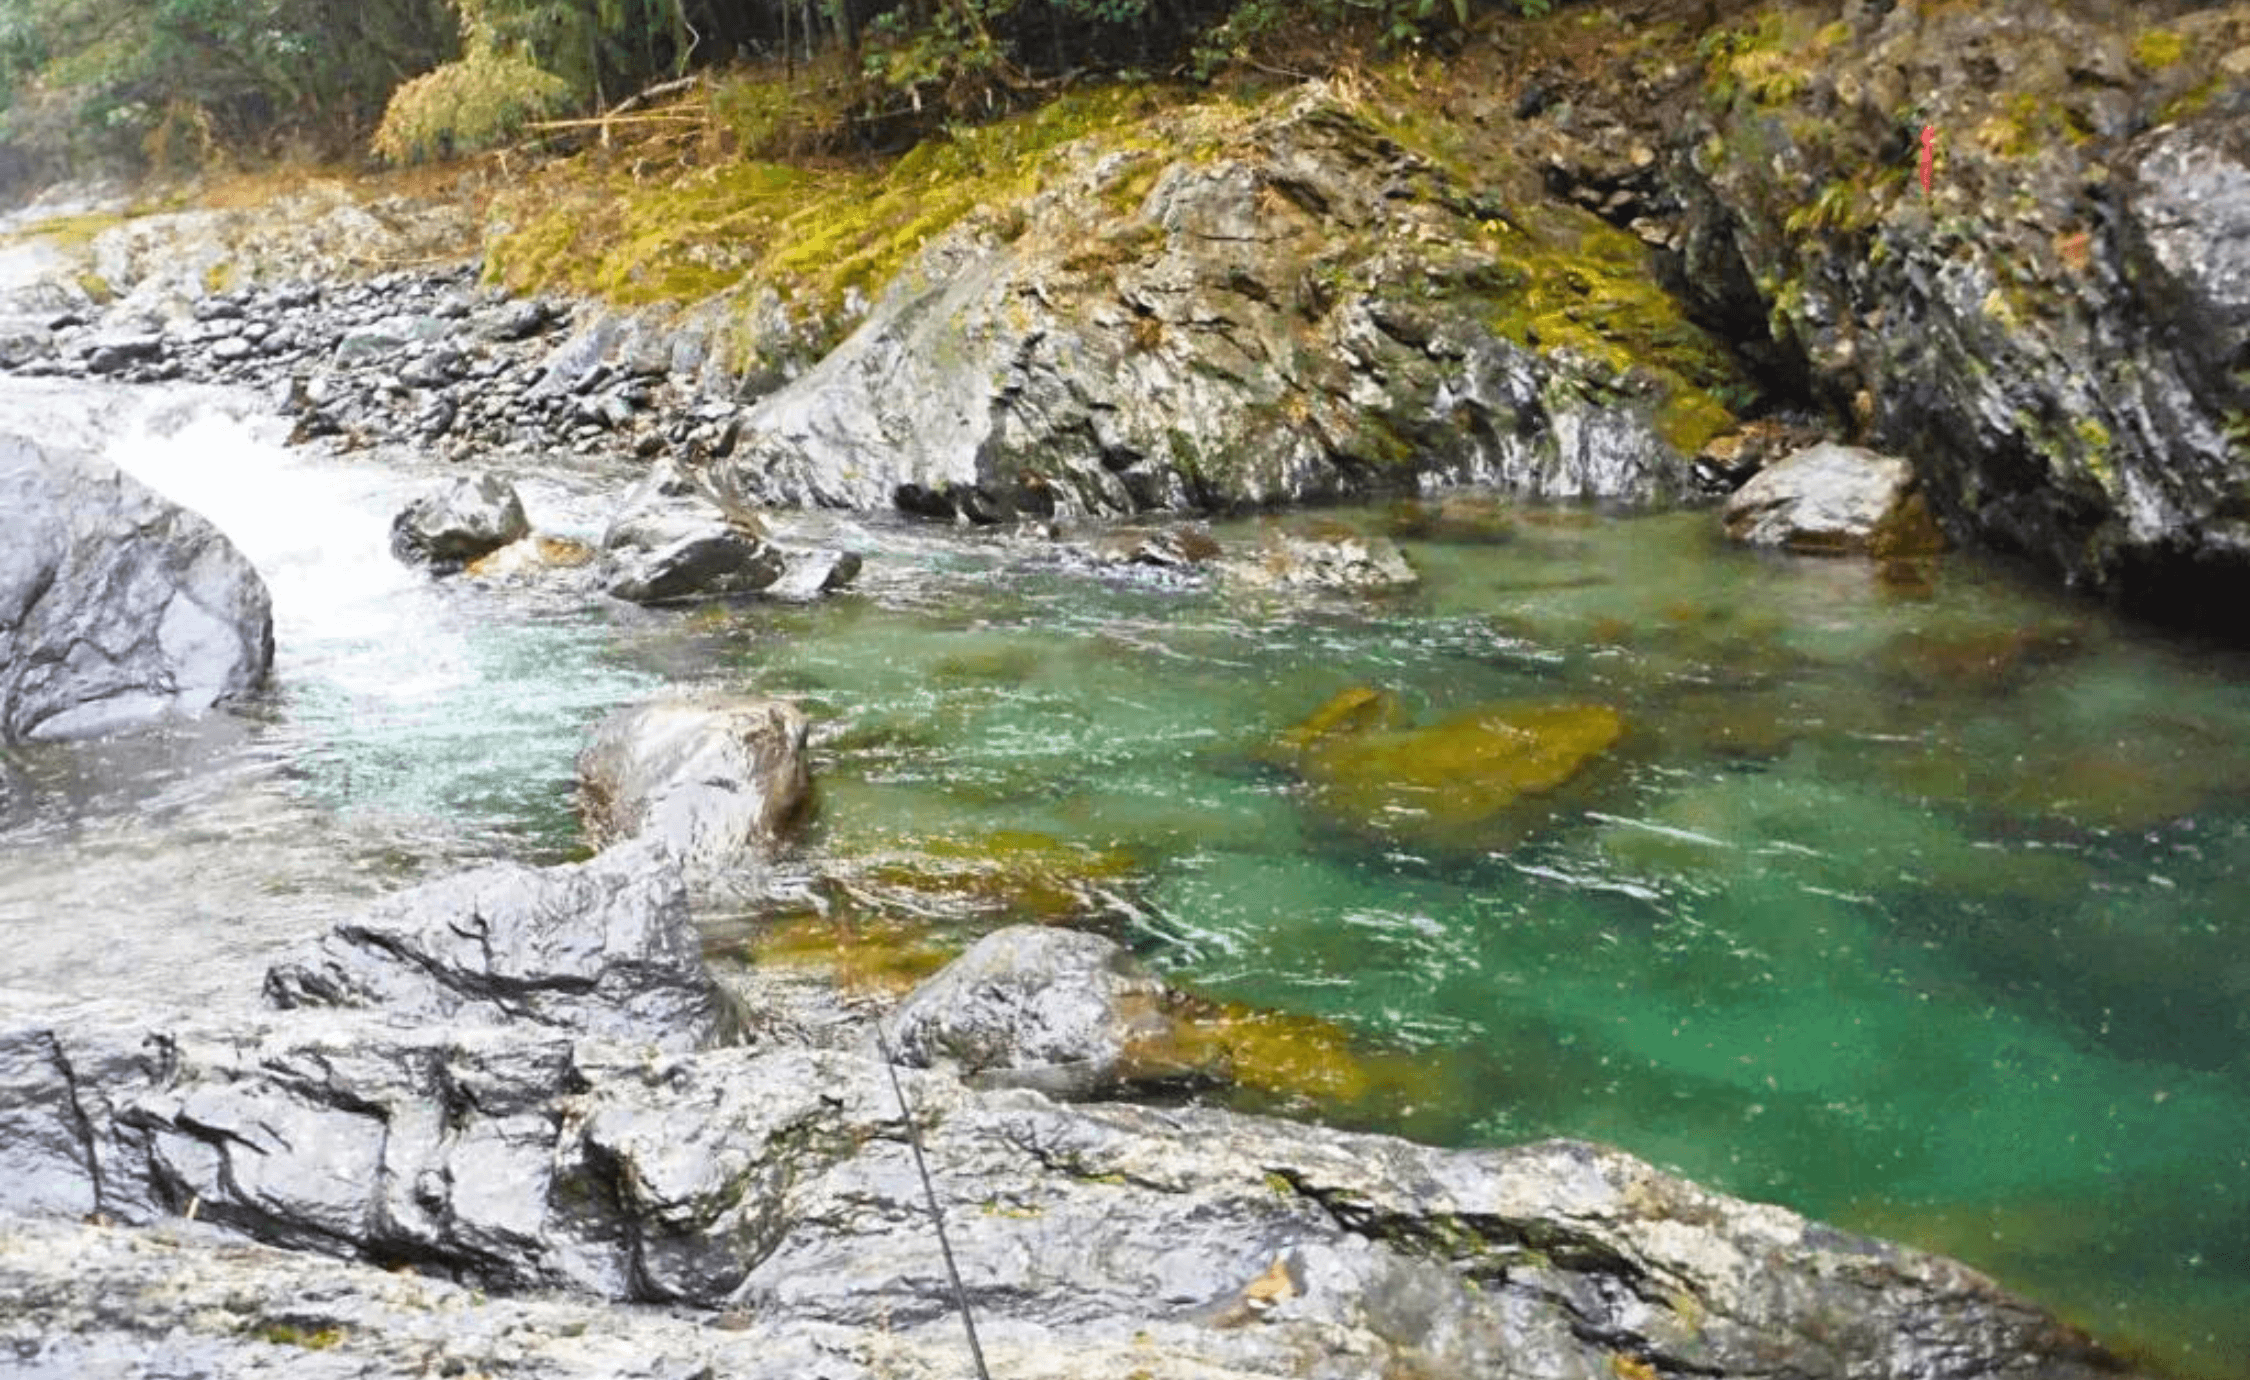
[372,47,573,162]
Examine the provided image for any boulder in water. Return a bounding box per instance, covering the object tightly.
[577,696,811,898]
[1224,522,1419,593]
[389,471,530,572]
[886,925,1215,1097]
[0,434,272,742]
[762,545,862,602]
[1722,442,1946,557]
[601,458,784,604]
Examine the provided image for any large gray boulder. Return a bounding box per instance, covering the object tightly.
[601,458,784,604]
[577,696,811,897]
[263,841,736,1053]
[718,93,1742,522]
[0,433,272,742]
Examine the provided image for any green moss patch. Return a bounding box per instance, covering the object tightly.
[486,82,1173,350]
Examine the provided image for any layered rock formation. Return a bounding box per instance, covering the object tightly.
[715,92,1749,521]
[0,859,2142,1380]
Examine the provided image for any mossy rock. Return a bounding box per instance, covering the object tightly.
[860,829,1141,926]
[747,911,960,996]
[1287,699,1627,847]
[1130,1001,1373,1103]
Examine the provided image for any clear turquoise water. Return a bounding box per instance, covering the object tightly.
[717,507,2250,1380]
[2,388,2242,1376]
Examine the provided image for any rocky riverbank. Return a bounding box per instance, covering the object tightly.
[3,2,2244,1372]
[8,4,2246,632]
[1,831,2143,1380]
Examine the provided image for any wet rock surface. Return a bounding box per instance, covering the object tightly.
[0,969,2139,1380]
[577,696,813,898]
[887,925,1209,1097]
[0,433,273,742]
[390,470,531,571]
[717,93,1740,522]
[1222,522,1420,593]
[263,841,737,1053]
[598,457,789,604]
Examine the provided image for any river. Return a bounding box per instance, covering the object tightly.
[0,377,2244,1379]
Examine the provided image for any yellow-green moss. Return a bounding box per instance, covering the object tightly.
[2,210,125,250]
[1472,206,1748,449]
[1146,1003,1374,1102]
[748,912,959,995]
[488,81,1171,347]
[861,829,1140,924]
[2132,28,2186,71]
[256,1325,343,1350]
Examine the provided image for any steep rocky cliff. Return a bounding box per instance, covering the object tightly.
[1655,0,2250,625]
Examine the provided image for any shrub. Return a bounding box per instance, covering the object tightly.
[372,48,574,162]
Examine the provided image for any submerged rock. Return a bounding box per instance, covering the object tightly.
[0,433,272,742]
[1722,441,1947,557]
[1223,522,1420,593]
[389,470,530,572]
[1281,692,1625,847]
[264,841,736,1053]
[577,696,812,897]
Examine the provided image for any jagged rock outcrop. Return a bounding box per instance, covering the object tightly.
[0,433,272,741]
[0,960,2140,1380]
[718,91,1749,522]
[1661,1,2250,624]
[263,841,737,1053]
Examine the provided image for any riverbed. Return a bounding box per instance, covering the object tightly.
[0,378,2243,1379]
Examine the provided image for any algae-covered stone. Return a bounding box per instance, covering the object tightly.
[1270,686,1402,757]
[1283,697,1625,846]
[861,829,1141,927]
